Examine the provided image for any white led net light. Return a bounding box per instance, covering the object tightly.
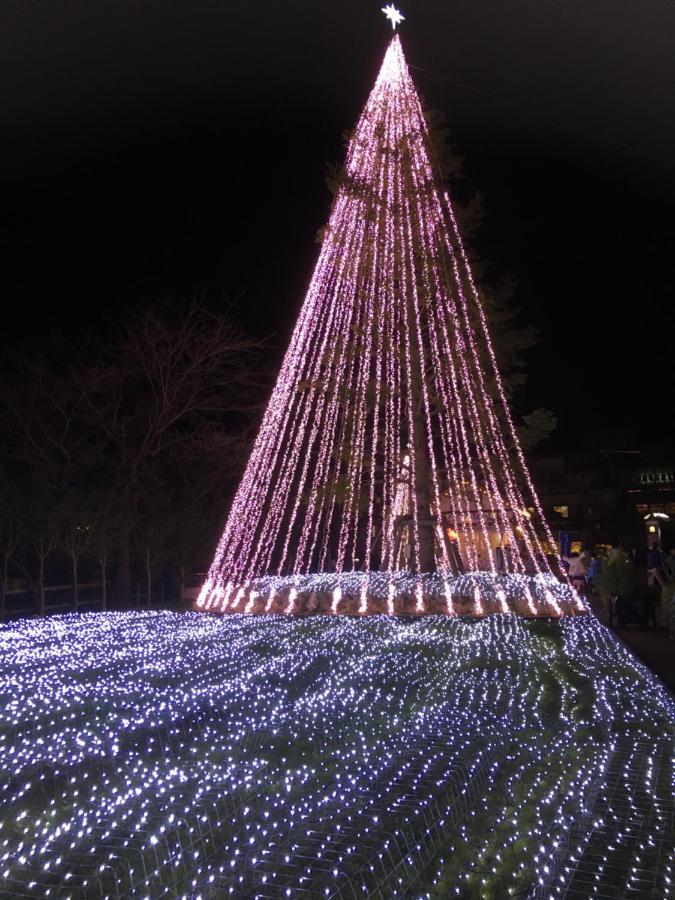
[0,611,673,897]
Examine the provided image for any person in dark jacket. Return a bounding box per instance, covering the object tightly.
[647,542,666,591]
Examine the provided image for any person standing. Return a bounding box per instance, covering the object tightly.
[663,547,675,583]
[587,550,601,583]
[665,548,675,640]
[647,542,667,591]
[564,550,590,594]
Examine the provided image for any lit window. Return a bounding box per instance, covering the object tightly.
[553,505,569,519]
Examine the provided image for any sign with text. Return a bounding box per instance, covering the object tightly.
[636,469,674,487]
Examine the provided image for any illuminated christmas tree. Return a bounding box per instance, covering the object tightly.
[198,22,583,617]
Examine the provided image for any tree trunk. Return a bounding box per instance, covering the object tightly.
[38,543,46,617]
[117,520,131,608]
[411,399,436,573]
[404,270,436,575]
[0,554,7,621]
[72,553,79,612]
[100,555,107,610]
[145,545,152,607]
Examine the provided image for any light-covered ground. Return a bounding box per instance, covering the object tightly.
[0,611,673,898]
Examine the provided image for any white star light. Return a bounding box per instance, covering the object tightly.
[382,4,405,30]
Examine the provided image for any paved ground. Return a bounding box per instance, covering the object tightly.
[585,592,674,692]
[615,626,675,693]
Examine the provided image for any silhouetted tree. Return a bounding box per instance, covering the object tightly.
[0,301,266,612]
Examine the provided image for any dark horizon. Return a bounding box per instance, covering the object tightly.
[2,0,674,452]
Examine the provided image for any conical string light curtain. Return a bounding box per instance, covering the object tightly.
[198,36,583,617]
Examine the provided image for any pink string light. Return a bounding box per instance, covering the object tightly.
[200,35,572,618]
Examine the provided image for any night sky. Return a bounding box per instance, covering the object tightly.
[2,0,674,451]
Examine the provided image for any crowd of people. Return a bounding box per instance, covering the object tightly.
[563,541,675,634]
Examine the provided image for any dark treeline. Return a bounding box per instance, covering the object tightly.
[0,302,266,617]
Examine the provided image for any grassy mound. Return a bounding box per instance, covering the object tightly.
[0,612,672,898]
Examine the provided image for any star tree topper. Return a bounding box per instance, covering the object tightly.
[382,4,405,30]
